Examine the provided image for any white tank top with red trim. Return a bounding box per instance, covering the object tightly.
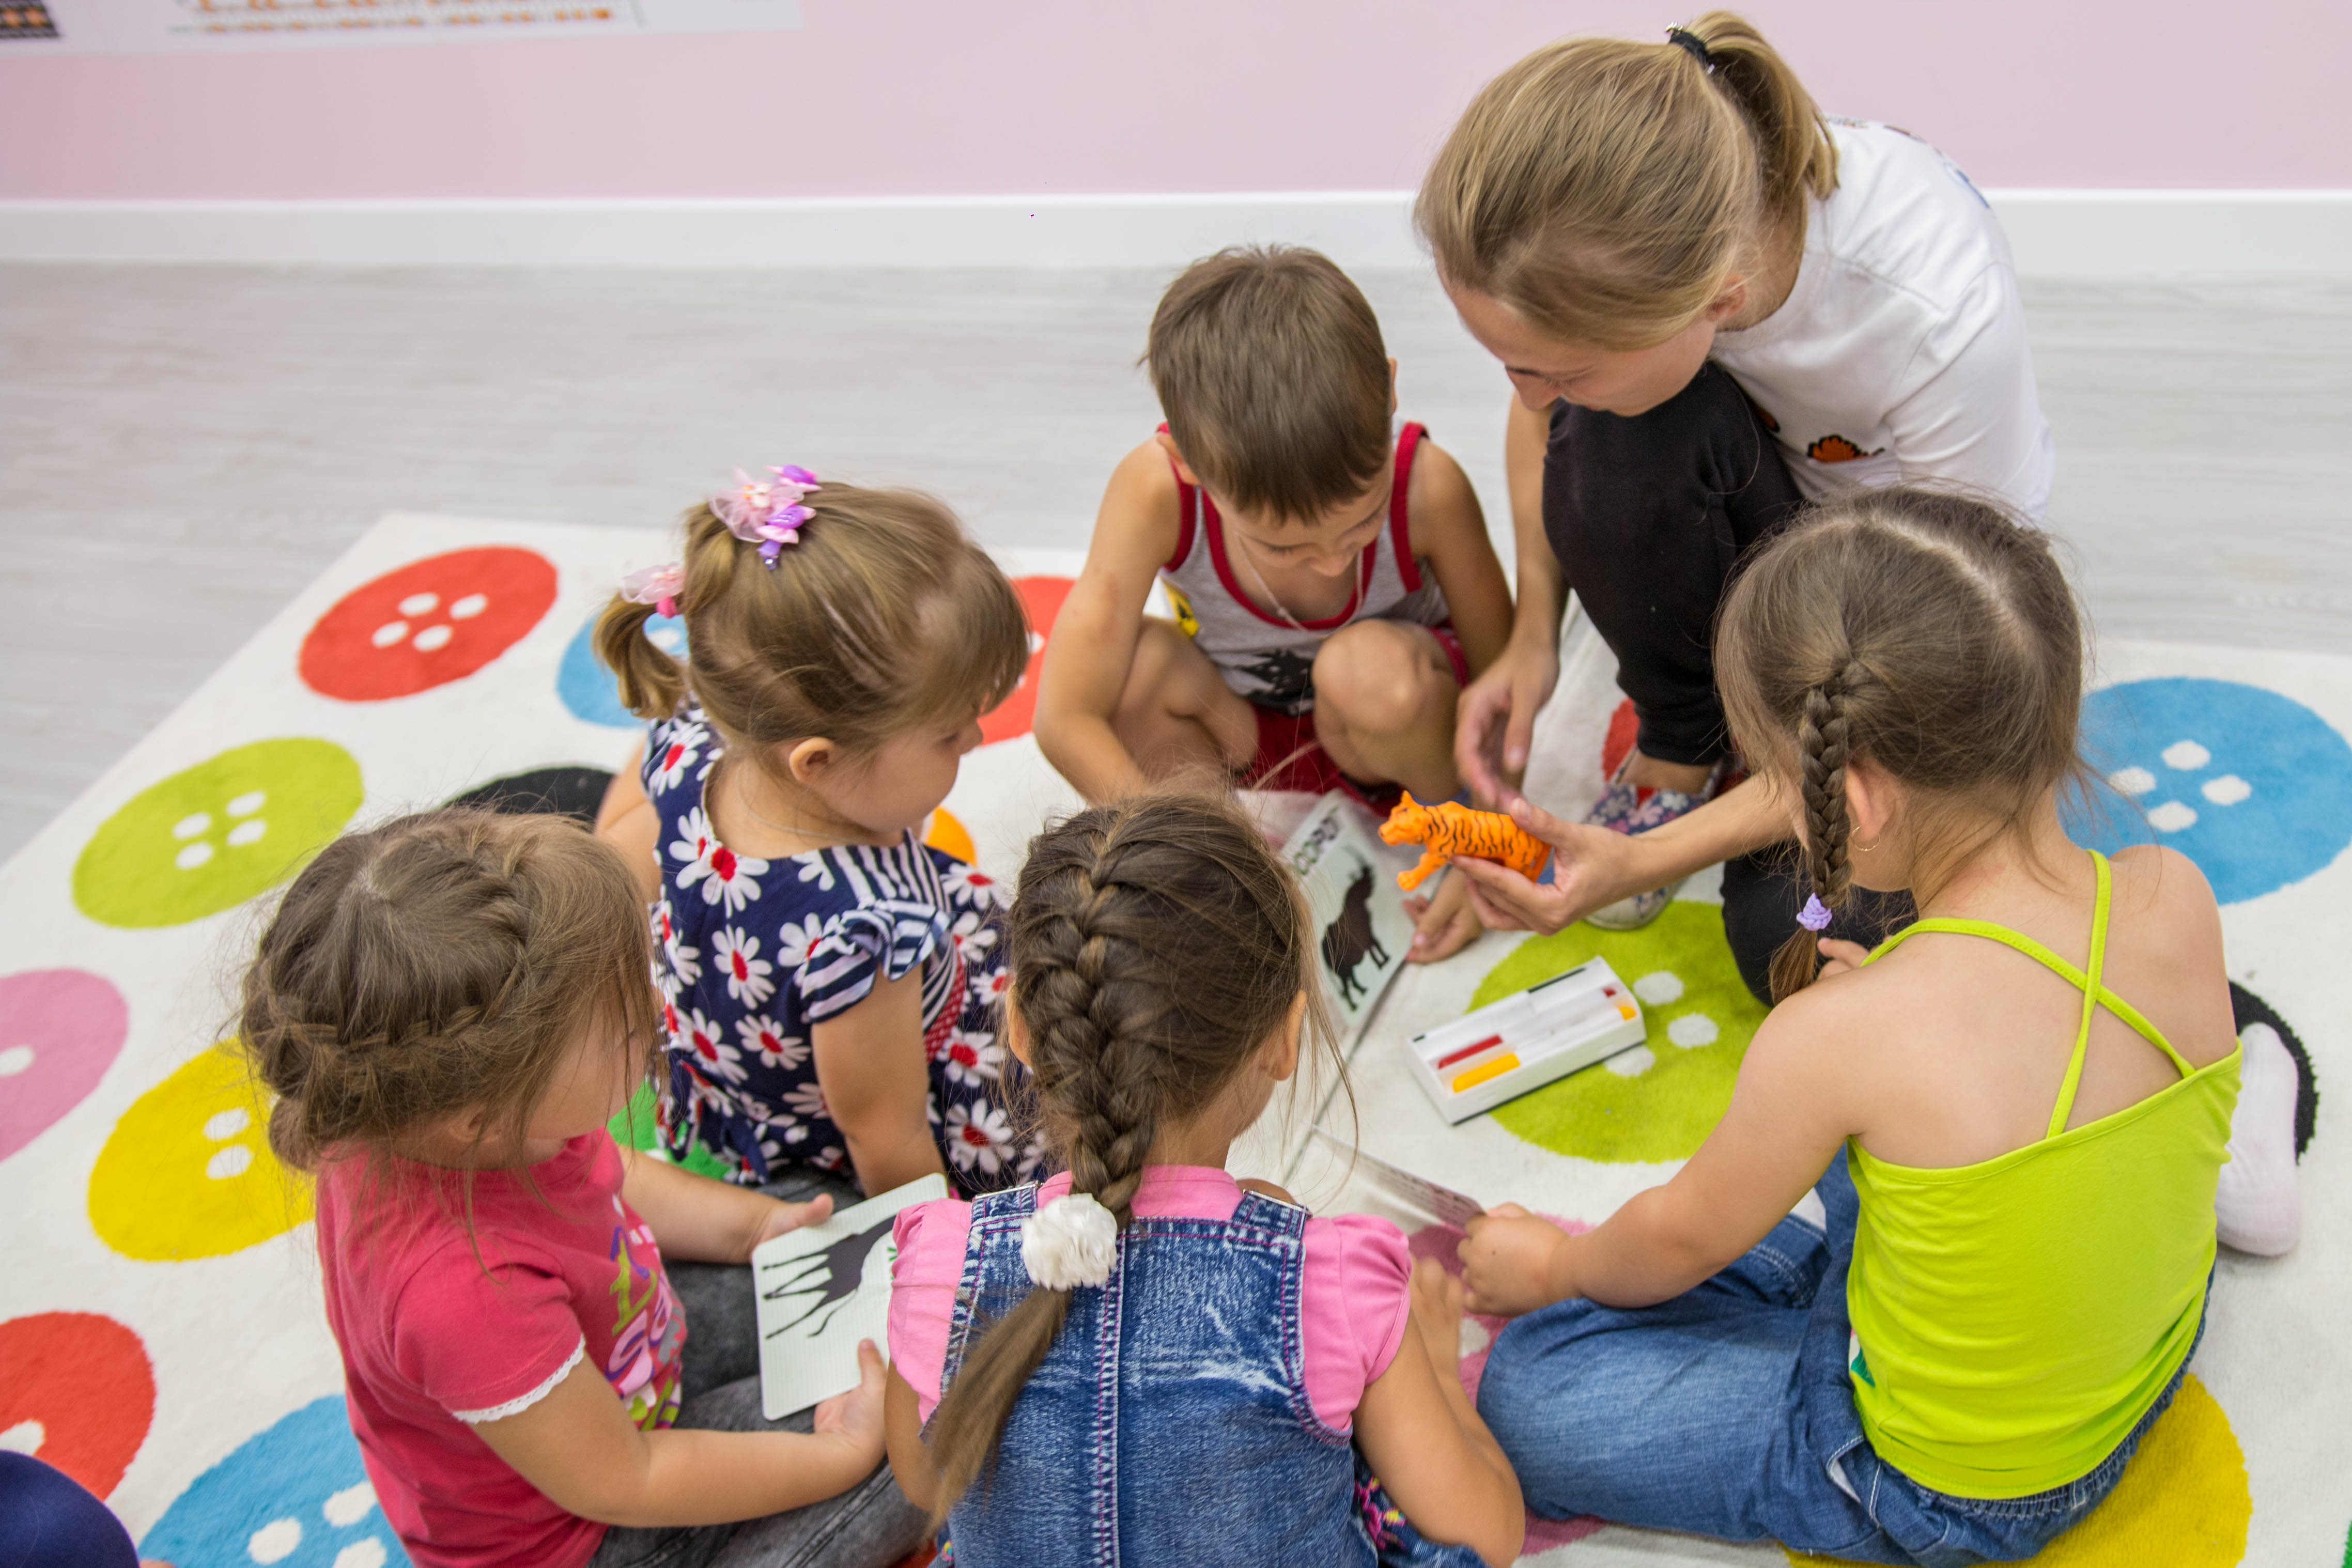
[1158,421,1449,717]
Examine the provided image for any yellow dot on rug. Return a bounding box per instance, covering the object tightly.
[1784,1373,2249,1567]
[924,808,976,865]
[88,1044,312,1262]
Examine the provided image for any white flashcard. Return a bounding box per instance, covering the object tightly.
[751,1174,946,1420]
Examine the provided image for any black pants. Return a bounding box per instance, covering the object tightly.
[1544,363,1913,1003]
[1544,360,1804,768]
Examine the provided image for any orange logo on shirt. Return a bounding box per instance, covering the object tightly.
[1806,434,1883,463]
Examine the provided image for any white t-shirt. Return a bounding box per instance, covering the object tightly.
[1711,120,2054,521]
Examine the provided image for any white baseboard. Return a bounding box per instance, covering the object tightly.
[2,190,2347,275]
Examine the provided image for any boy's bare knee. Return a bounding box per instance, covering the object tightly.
[1314,625,1441,736]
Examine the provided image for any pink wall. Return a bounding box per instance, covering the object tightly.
[1,0,2343,200]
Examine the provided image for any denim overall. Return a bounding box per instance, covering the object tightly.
[936,1184,1485,1568]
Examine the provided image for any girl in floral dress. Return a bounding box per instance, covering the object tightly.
[594,467,1038,1200]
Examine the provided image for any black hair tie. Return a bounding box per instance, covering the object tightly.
[1666,26,1717,71]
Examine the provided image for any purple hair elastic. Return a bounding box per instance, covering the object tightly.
[1797,894,1834,932]
[713,463,822,568]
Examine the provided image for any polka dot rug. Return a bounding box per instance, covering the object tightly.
[1,515,2344,1565]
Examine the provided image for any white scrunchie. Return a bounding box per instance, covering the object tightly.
[1020,1192,1119,1291]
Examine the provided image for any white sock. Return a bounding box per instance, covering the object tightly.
[2215,1021,2301,1256]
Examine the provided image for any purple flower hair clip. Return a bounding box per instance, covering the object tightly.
[713,464,822,567]
[618,562,685,619]
[1797,894,1834,933]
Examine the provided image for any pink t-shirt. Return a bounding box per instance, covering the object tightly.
[313,1132,686,1568]
[887,1166,1412,1431]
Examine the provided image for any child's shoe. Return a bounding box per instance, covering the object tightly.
[1583,756,1726,930]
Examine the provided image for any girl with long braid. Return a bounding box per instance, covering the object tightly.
[881,794,1524,1567]
[1457,489,2254,1560]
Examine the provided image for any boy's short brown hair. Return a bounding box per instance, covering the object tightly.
[1144,245,1391,524]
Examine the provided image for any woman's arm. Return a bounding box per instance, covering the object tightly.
[594,741,661,904]
[1403,441,1513,678]
[1032,443,1186,804]
[618,1147,835,1265]
[1460,991,1858,1315]
[1447,775,1792,936]
[473,1338,888,1527]
[1453,397,1564,805]
[812,967,949,1198]
[1352,1261,1525,1567]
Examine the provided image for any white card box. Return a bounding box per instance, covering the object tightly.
[1405,958,1646,1123]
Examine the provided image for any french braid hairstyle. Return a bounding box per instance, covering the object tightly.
[236,810,660,1216]
[1715,487,2090,1002]
[920,792,1341,1517]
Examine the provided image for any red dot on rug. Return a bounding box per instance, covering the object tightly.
[978,575,1076,746]
[0,1311,156,1499]
[299,547,558,702]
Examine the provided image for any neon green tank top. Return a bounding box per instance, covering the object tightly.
[1845,850,2240,1499]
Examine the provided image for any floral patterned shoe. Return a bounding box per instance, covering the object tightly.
[1584,755,1727,930]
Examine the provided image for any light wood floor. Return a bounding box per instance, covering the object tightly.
[3,265,2346,861]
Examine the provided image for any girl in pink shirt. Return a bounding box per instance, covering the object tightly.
[883,794,1525,1567]
[238,809,925,1568]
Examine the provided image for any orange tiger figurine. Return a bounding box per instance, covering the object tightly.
[1378,791,1550,891]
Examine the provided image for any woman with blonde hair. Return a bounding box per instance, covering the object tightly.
[1411,12,2047,965]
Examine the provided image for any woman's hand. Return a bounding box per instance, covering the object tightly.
[813,1340,890,1469]
[1405,873,1484,964]
[738,1191,837,1263]
[1442,798,1641,937]
[1453,639,1560,807]
[1815,938,1871,979]
[1459,1204,1576,1317]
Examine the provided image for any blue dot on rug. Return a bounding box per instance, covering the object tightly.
[2066,677,2352,905]
[140,1393,411,1568]
[556,606,686,728]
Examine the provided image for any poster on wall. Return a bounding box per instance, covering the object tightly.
[8,0,801,52]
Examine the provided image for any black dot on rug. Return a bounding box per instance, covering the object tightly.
[2230,980,2318,1159]
[446,765,616,829]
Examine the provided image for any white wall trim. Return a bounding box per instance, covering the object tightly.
[2,190,2347,275]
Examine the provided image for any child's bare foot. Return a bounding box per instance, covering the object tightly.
[1409,1257,1467,1374]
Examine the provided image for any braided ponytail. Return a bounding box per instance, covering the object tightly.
[1768,664,1870,1001]
[922,793,1335,1519]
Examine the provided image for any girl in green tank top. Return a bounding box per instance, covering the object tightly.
[1454,488,2248,1562]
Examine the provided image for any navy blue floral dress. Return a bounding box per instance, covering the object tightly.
[640,701,1035,1192]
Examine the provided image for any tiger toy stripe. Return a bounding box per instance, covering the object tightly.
[1377,791,1550,891]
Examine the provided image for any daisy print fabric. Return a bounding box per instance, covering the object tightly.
[638,702,1037,1192]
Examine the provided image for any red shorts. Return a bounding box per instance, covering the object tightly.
[1241,625,1469,806]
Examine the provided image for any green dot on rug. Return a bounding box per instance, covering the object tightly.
[610,1080,733,1181]
[1470,900,1768,1163]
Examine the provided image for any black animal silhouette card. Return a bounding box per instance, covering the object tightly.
[752,1173,947,1417]
[1281,793,1416,1044]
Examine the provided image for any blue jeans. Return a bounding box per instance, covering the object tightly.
[1475,1155,2202,1566]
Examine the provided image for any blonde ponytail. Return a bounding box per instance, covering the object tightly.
[1417,10,1837,351]
[1683,11,1838,232]
[595,595,689,722]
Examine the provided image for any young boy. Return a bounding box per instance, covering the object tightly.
[1036,245,1511,811]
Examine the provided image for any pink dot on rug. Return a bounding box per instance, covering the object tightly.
[0,969,129,1163]
[1411,1217,1603,1552]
